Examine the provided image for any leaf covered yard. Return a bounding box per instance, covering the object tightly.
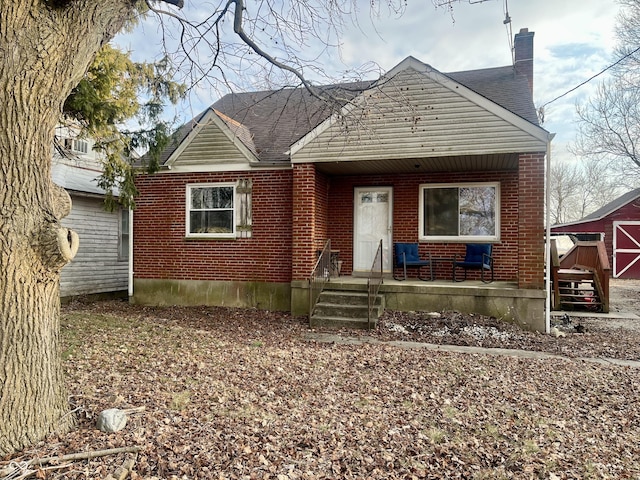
[5,301,640,479]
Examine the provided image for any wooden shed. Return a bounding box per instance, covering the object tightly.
[551,188,640,279]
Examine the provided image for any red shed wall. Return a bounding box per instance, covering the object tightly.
[134,170,293,283]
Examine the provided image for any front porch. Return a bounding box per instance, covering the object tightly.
[292,276,546,332]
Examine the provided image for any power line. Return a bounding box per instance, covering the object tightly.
[540,45,640,111]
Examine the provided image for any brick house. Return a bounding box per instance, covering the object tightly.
[132,28,552,331]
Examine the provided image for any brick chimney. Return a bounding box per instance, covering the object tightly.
[514,28,534,95]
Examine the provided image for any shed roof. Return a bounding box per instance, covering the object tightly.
[52,161,108,196]
[552,188,640,228]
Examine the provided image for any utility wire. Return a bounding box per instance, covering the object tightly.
[540,45,640,110]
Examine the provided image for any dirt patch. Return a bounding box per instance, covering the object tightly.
[340,278,640,361]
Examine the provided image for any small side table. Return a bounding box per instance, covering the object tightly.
[329,250,341,277]
[316,249,341,277]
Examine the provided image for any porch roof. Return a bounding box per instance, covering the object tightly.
[312,152,519,175]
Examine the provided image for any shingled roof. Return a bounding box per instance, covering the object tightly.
[159,61,538,166]
[582,188,640,222]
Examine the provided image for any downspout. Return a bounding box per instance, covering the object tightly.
[128,208,134,298]
[544,133,556,334]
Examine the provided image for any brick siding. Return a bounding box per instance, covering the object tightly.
[134,170,293,283]
[136,152,546,288]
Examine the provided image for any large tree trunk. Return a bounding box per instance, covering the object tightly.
[0,0,135,456]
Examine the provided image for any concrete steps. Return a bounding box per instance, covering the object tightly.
[310,289,384,329]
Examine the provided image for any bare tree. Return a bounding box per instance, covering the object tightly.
[573,0,640,184]
[0,0,467,457]
[549,160,582,224]
[549,157,623,224]
[574,79,640,178]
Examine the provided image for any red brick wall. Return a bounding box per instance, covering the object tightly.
[136,152,546,288]
[291,164,316,280]
[517,153,545,288]
[314,169,330,251]
[327,170,521,281]
[134,170,293,283]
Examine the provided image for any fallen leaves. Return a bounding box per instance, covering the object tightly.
[2,298,640,478]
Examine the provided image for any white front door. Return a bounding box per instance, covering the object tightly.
[353,187,392,273]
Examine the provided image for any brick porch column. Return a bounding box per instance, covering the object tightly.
[518,152,546,289]
[292,163,317,281]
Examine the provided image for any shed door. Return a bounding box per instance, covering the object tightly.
[353,187,392,273]
[613,221,640,279]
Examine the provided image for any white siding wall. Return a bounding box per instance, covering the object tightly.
[293,68,546,163]
[60,196,128,297]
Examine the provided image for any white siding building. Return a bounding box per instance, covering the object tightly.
[52,127,129,298]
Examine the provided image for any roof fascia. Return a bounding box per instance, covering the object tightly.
[157,163,292,174]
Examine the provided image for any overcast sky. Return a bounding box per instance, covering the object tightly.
[115,0,621,163]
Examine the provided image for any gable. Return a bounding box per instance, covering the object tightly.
[290,62,549,164]
[211,83,371,164]
[166,109,258,170]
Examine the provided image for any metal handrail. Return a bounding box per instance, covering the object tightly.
[309,239,332,320]
[367,239,384,330]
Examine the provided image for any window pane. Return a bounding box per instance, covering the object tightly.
[190,210,233,234]
[191,187,233,209]
[424,187,458,236]
[459,186,496,236]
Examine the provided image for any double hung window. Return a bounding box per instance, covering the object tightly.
[118,209,129,260]
[186,183,235,237]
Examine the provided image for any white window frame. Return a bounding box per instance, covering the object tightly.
[418,182,500,242]
[118,208,129,261]
[186,183,236,238]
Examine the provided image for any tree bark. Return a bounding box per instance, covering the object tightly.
[0,0,136,456]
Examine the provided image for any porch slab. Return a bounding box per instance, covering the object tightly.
[292,276,546,332]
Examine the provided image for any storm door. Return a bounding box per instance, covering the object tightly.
[353,187,392,273]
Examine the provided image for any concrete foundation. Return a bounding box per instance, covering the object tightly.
[132,279,291,311]
[132,277,546,332]
[292,278,546,332]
